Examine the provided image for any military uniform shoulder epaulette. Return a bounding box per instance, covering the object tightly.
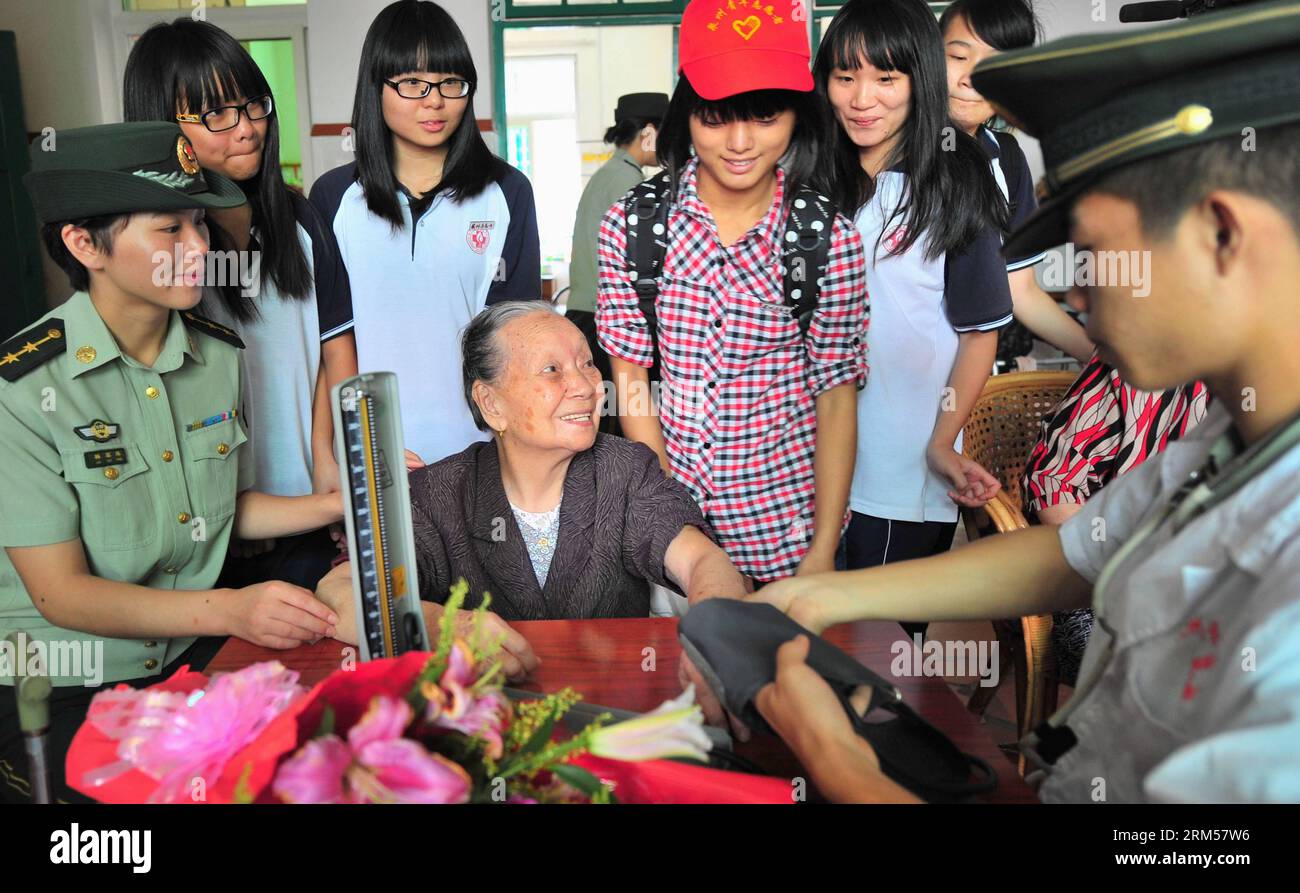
[0,319,66,383]
[181,311,245,349]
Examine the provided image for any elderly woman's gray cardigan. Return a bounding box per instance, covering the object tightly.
[408,433,712,619]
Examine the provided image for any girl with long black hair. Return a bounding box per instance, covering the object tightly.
[817,0,1007,582]
[309,0,541,465]
[941,0,1094,363]
[125,18,358,589]
[598,1,868,585]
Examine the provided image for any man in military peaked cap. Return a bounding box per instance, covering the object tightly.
[0,122,347,802]
[748,0,1300,803]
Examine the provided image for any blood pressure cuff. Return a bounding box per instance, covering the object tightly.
[678,599,997,802]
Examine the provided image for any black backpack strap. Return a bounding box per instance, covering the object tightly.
[990,129,1022,224]
[624,170,673,357]
[781,187,837,339]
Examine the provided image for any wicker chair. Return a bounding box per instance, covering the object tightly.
[960,370,1078,769]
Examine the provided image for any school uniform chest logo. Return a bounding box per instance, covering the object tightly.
[883,225,909,253]
[466,220,495,255]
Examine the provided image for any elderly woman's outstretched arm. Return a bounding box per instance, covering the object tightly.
[665,524,749,734]
[663,526,747,603]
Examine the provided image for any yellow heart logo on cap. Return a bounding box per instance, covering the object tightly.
[733,15,761,41]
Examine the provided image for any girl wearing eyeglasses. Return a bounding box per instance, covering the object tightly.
[125,18,359,591]
[310,0,542,465]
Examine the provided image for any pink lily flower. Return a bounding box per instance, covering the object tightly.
[444,639,477,688]
[420,639,512,759]
[273,695,471,804]
[428,690,512,760]
[271,737,351,803]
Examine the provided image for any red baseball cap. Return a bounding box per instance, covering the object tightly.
[678,0,813,100]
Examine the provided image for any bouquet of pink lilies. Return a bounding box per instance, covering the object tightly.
[69,580,726,805]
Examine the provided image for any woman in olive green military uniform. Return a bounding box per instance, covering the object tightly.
[0,122,346,802]
[567,91,668,432]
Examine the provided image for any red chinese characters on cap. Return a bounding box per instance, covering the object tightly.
[678,0,813,100]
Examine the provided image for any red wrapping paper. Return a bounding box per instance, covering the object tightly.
[66,654,790,804]
[571,754,793,804]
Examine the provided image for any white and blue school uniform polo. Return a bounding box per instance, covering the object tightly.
[309,160,541,463]
[980,125,1048,272]
[850,166,1013,524]
[205,192,354,497]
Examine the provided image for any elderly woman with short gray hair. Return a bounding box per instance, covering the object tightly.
[316,302,747,682]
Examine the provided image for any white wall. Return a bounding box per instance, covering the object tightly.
[1038,0,1162,39]
[306,0,493,123]
[1013,0,1145,181]
[0,0,117,135]
[0,0,118,306]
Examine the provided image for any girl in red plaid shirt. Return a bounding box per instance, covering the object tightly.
[596,2,869,584]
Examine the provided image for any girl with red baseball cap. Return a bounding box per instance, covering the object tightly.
[597,0,869,586]
[816,0,1009,618]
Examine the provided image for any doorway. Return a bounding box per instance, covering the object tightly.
[499,19,677,301]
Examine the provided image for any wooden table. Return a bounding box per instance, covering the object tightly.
[208,617,1037,804]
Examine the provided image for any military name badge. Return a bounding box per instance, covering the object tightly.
[466,220,495,255]
[84,448,128,468]
[75,419,120,443]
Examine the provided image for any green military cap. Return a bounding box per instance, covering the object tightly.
[614,92,670,124]
[23,121,246,224]
[971,0,1300,258]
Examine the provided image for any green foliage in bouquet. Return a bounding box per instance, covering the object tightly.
[271,579,709,804]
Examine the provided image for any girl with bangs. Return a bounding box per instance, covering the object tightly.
[941,0,1207,687]
[816,0,1008,600]
[941,0,1093,364]
[310,0,541,466]
[125,18,358,590]
[598,1,868,586]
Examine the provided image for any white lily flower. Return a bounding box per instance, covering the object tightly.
[586,684,712,762]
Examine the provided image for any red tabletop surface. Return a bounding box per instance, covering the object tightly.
[207,617,1037,804]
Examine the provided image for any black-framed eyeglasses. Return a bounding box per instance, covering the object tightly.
[384,76,471,100]
[176,95,274,133]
